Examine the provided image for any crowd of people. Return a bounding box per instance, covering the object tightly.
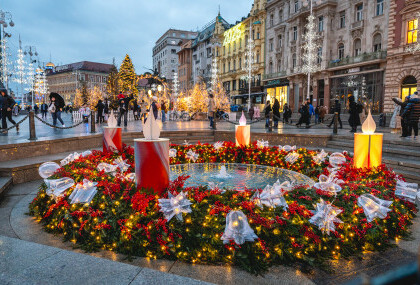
[391,91,420,138]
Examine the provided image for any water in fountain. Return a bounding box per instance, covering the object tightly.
[170,163,314,191]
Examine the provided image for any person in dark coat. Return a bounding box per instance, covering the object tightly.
[328,99,343,129]
[133,100,139,120]
[272,99,281,128]
[348,95,361,133]
[283,103,291,123]
[402,92,420,138]
[296,102,310,128]
[95,99,105,123]
[393,95,411,137]
[49,96,65,127]
[151,97,158,120]
[40,102,48,119]
[264,100,272,128]
[1,90,19,133]
[248,104,255,121]
[117,94,129,127]
[104,99,109,117]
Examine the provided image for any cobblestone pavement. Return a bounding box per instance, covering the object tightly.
[0,113,418,145]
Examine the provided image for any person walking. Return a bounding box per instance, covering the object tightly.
[308,99,315,124]
[319,105,327,124]
[348,95,361,133]
[272,99,281,128]
[328,99,343,129]
[248,104,255,121]
[34,104,39,114]
[283,103,291,123]
[151,97,159,120]
[103,99,109,121]
[40,102,48,119]
[1,90,19,133]
[264,100,272,128]
[117,94,129,127]
[208,93,215,129]
[95,99,105,123]
[393,95,411,137]
[49,96,65,127]
[161,100,167,123]
[296,102,310,128]
[402,91,420,138]
[314,105,320,124]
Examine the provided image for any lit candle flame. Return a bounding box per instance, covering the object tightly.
[361,110,376,135]
[239,111,247,126]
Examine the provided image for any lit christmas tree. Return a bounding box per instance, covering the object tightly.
[175,91,189,111]
[106,62,119,109]
[88,86,104,109]
[73,81,88,108]
[118,54,138,97]
[189,82,208,113]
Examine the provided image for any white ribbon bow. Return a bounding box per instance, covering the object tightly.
[158,191,192,222]
[309,199,343,235]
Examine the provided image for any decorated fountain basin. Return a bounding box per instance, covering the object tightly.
[170,163,315,191]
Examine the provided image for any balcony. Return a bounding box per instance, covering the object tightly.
[328,50,387,68]
[351,20,364,30]
[263,71,287,80]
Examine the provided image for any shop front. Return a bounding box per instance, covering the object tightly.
[265,79,289,112]
[330,66,384,114]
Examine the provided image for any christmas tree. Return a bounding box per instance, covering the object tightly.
[88,86,104,109]
[118,54,138,97]
[189,82,208,114]
[73,81,88,108]
[106,63,120,109]
[213,81,230,112]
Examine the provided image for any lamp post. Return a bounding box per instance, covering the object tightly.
[301,0,323,101]
[0,10,14,90]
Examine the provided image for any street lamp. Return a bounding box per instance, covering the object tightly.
[301,0,323,101]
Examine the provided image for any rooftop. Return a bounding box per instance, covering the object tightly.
[46,61,113,75]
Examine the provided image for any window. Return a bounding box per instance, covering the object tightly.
[239,58,242,69]
[269,61,273,74]
[376,0,384,16]
[223,63,226,73]
[232,80,236,91]
[228,62,231,71]
[293,26,298,41]
[277,59,282,72]
[317,47,322,64]
[252,29,255,40]
[338,43,345,59]
[354,38,361,56]
[233,60,236,71]
[356,4,363,22]
[407,19,419,44]
[233,42,236,51]
[339,11,346,28]
[270,13,274,27]
[294,0,299,13]
[278,35,282,48]
[292,53,297,68]
[373,33,382,51]
[171,49,176,54]
[279,9,283,23]
[269,38,274,52]
[256,52,260,63]
[318,16,324,32]
[181,33,186,38]
[257,28,260,39]
[239,39,242,48]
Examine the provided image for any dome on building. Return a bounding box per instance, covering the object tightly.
[45,62,55,70]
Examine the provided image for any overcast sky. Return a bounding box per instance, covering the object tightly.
[2,0,252,73]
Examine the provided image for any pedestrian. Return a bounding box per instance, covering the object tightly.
[389,102,402,134]
[402,91,420,138]
[308,99,315,124]
[348,95,361,133]
[117,93,128,127]
[1,90,19,133]
[34,104,39,114]
[151,97,159,120]
[249,104,255,121]
[319,105,327,123]
[13,104,19,116]
[208,93,215,129]
[161,100,167,123]
[132,100,139,120]
[40,101,48,119]
[264,100,272,128]
[272,99,280,128]
[103,99,109,121]
[283,103,290,123]
[328,99,343,129]
[95,99,105,123]
[49,96,65,127]
[79,104,91,123]
[315,105,320,124]
[296,102,310,128]
[140,100,147,122]
[393,96,411,137]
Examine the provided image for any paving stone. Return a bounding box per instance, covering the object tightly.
[131,267,213,285]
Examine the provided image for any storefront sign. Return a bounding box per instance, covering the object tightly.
[223,23,244,46]
[266,79,289,87]
[348,67,360,73]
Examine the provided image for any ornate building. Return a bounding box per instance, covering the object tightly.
[46,61,113,104]
[264,0,389,113]
[384,0,420,112]
[214,0,267,109]
[177,40,194,92]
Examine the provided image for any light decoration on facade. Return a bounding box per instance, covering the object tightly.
[34,68,48,102]
[0,38,12,89]
[406,13,420,54]
[223,23,244,46]
[210,58,218,90]
[13,38,28,104]
[172,71,179,110]
[301,0,323,99]
[25,62,35,106]
[241,27,259,111]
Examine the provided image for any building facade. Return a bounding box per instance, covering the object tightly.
[152,29,197,82]
[384,0,420,112]
[191,15,230,87]
[214,0,267,109]
[46,61,113,103]
[178,40,194,92]
[264,0,389,113]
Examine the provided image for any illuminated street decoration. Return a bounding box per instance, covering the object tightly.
[223,23,244,46]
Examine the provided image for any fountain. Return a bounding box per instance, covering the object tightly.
[212,165,232,179]
[170,163,314,191]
